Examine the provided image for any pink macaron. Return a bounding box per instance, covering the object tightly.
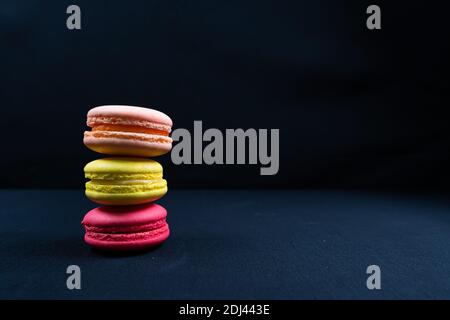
[81,203,170,251]
[84,105,173,157]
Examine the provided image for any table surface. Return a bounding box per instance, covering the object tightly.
[1,189,450,299]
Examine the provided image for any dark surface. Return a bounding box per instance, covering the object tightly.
[1,1,450,189]
[2,189,450,299]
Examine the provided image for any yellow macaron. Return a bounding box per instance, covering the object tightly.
[84,157,167,205]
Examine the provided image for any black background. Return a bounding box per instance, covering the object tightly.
[1,0,449,189]
[3,1,450,301]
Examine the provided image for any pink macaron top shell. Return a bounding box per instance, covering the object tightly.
[87,105,173,127]
[82,203,167,229]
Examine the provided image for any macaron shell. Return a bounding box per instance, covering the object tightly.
[87,105,173,127]
[84,226,170,251]
[84,157,163,175]
[83,203,167,226]
[84,135,172,157]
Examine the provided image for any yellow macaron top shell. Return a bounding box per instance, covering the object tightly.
[84,157,163,181]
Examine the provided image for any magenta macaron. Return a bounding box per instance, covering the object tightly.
[81,203,170,251]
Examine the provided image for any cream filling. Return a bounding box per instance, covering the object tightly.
[86,224,169,241]
[84,220,167,234]
[85,172,162,181]
[91,179,156,185]
[86,179,167,194]
[87,116,171,133]
[84,130,172,143]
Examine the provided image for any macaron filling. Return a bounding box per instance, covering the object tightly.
[85,169,167,194]
[90,179,160,185]
[92,124,170,136]
[84,223,169,242]
[85,172,161,181]
[87,116,171,134]
[85,179,167,194]
[84,219,167,234]
[85,114,172,146]
[85,130,172,143]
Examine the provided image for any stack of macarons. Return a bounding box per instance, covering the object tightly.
[81,105,173,251]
